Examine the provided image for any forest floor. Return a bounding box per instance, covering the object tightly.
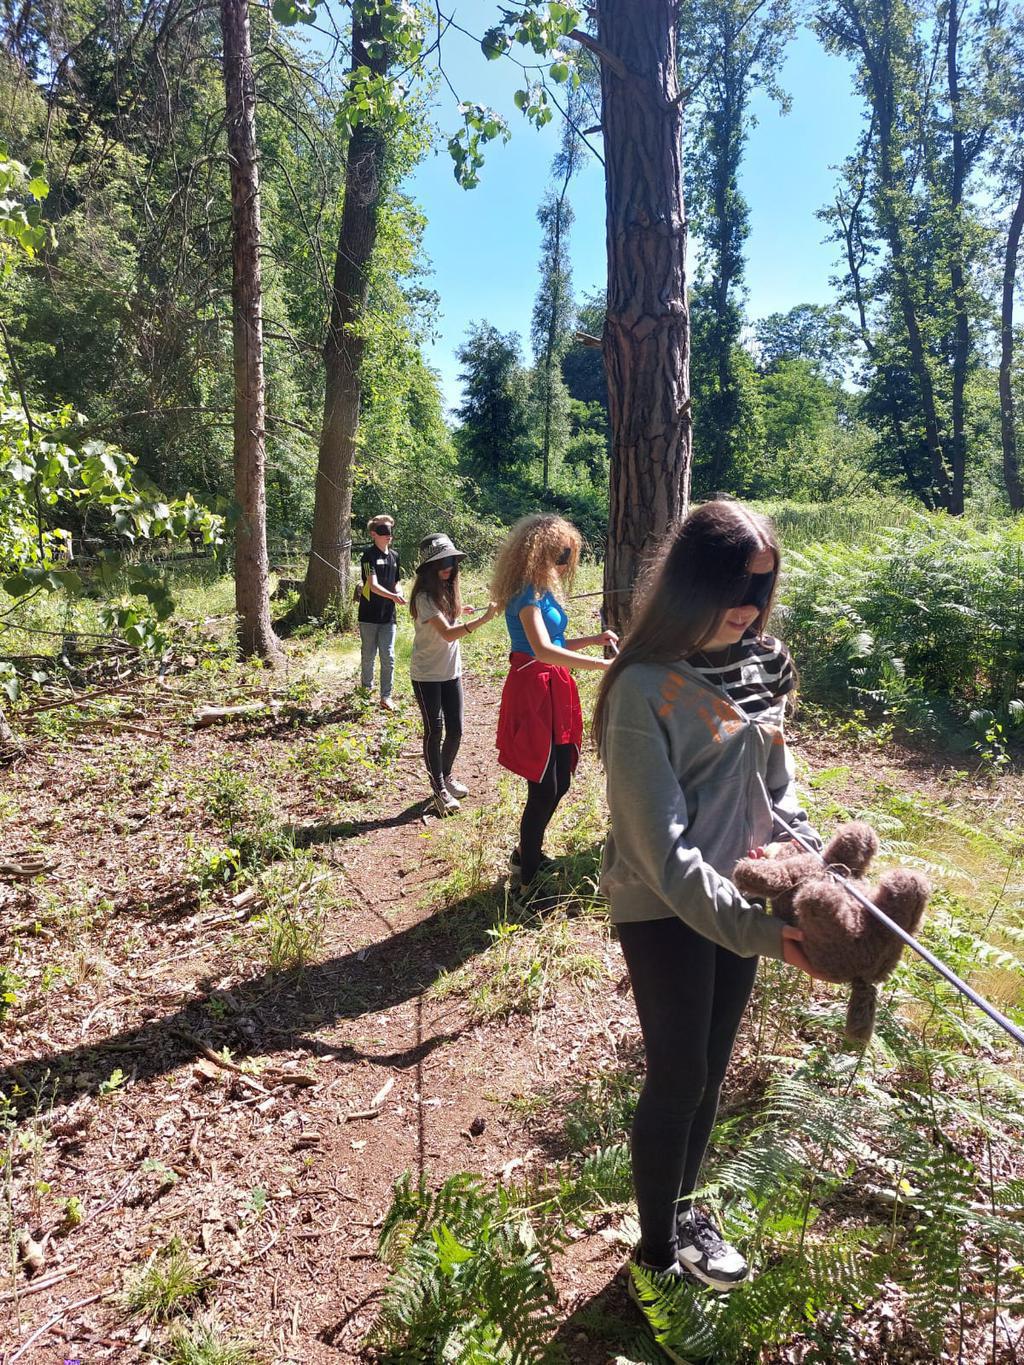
[1,624,1022,1364]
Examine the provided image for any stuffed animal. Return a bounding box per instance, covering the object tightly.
[732,821,930,1044]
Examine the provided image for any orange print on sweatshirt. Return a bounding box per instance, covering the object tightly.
[695,696,745,743]
[658,672,744,743]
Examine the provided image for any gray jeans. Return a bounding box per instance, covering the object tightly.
[359,621,396,698]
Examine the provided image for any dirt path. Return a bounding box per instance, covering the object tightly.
[0,671,635,1363]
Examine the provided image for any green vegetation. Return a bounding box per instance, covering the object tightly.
[249,857,332,972]
[1,0,1022,1359]
[160,1316,264,1365]
[121,1238,209,1323]
[782,512,1024,732]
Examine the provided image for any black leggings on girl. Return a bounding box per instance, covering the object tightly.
[518,743,575,884]
[411,678,464,793]
[617,915,759,1269]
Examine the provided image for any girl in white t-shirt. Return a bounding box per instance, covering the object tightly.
[410,534,498,817]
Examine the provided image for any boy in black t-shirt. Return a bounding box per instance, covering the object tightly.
[357,514,405,711]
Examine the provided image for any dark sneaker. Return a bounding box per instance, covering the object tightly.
[626,1255,695,1364]
[676,1211,749,1291]
[432,788,460,817]
[443,774,469,799]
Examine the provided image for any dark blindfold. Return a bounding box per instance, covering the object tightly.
[728,570,775,612]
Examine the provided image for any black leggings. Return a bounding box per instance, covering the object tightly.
[411,678,464,793]
[617,915,759,1268]
[518,743,575,884]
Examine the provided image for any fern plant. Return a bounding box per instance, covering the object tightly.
[631,1235,882,1363]
[368,1173,560,1363]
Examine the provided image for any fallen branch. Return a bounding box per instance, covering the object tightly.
[66,716,168,741]
[193,701,282,727]
[344,1074,394,1120]
[0,1265,77,1304]
[0,852,54,881]
[8,1289,111,1362]
[169,1027,247,1074]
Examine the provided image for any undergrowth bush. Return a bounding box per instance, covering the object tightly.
[780,512,1024,732]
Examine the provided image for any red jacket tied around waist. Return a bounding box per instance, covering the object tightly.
[496,652,584,783]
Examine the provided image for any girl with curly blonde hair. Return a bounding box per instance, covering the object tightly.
[491,514,618,896]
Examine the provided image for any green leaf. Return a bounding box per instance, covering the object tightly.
[481,26,506,59]
[3,570,42,597]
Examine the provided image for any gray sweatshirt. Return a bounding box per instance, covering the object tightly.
[599,657,821,960]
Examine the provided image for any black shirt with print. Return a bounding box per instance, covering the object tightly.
[357,546,400,624]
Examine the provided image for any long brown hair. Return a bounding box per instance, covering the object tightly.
[592,500,781,749]
[490,514,581,607]
[410,557,463,624]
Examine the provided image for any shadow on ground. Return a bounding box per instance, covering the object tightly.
[550,1272,664,1364]
[0,878,516,1111]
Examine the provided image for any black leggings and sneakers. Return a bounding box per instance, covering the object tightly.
[517,742,574,886]
[411,678,463,795]
[618,914,757,1284]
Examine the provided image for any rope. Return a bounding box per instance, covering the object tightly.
[771,811,1024,1051]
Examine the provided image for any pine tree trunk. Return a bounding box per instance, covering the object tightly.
[220,0,282,663]
[999,173,1024,513]
[596,0,690,633]
[302,8,388,618]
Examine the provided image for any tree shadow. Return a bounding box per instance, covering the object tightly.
[0,882,517,1113]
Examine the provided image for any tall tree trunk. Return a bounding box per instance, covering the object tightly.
[596,0,690,633]
[946,0,968,516]
[540,184,570,490]
[220,0,282,662]
[873,85,951,508]
[302,7,388,618]
[1000,172,1024,512]
[1004,173,1024,510]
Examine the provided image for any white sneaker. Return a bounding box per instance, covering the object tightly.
[676,1211,750,1290]
[432,788,460,817]
[444,774,469,799]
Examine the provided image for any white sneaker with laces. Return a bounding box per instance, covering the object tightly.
[444,774,469,799]
[676,1210,750,1291]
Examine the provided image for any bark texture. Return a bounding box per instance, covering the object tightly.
[999,173,1024,512]
[220,0,282,662]
[597,0,690,633]
[302,8,388,618]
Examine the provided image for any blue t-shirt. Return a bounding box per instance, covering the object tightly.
[506,585,568,655]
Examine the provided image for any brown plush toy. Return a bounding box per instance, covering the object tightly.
[732,821,930,1044]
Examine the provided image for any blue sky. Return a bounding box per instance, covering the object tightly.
[404,18,865,412]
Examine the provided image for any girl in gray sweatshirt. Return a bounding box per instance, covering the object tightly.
[592,499,829,1297]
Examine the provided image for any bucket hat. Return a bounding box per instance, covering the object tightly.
[417,533,467,571]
